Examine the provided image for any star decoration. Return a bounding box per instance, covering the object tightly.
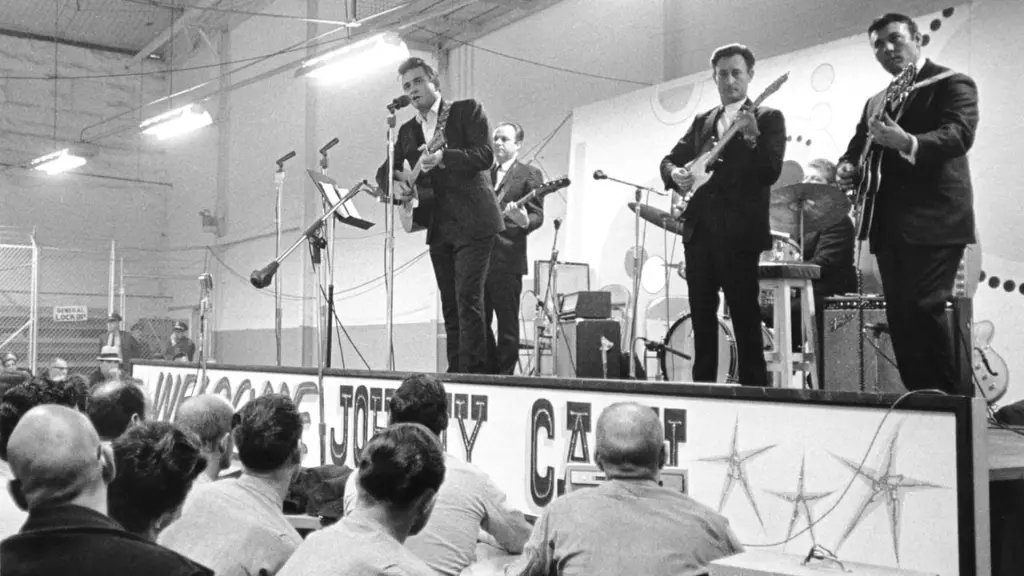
[765,454,835,547]
[829,423,945,564]
[698,418,776,526]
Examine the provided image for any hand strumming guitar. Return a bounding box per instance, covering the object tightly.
[419,144,443,172]
[391,178,414,201]
[670,167,695,194]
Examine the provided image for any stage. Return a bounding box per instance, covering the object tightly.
[133,361,997,576]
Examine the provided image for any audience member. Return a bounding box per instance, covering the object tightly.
[46,357,69,383]
[89,346,123,387]
[1,353,17,370]
[0,405,212,576]
[66,374,90,411]
[159,394,303,575]
[99,312,142,374]
[279,423,445,576]
[88,379,147,440]
[108,421,207,541]
[174,394,235,484]
[0,378,83,540]
[343,373,532,575]
[512,402,742,576]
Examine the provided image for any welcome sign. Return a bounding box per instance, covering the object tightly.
[133,363,987,576]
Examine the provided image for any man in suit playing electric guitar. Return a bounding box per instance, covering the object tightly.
[660,44,787,387]
[837,13,978,394]
[376,57,504,374]
[485,122,545,375]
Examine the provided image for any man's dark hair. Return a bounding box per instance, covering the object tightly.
[357,423,445,508]
[397,57,440,88]
[232,394,303,472]
[868,13,919,37]
[389,374,448,436]
[87,381,146,440]
[710,43,756,71]
[0,378,82,460]
[108,421,206,535]
[496,122,525,144]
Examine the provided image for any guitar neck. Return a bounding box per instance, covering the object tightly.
[704,94,772,165]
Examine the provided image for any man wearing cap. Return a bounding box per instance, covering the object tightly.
[88,346,123,388]
[98,313,141,375]
[164,322,196,362]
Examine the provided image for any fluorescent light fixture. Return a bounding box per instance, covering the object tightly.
[140,103,213,140]
[297,32,410,84]
[29,149,87,175]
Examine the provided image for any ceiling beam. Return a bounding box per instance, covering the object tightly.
[127,0,222,68]
[0,27,138,57]
[438,0,565,49]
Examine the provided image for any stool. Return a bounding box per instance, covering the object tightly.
[758,262,820,389]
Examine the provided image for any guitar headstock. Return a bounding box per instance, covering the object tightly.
[885,65,916,107]
[752,72,789,107]
[535,177,571,196]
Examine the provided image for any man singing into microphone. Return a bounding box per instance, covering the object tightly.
[377,57,503,374]
[659,44,786,386]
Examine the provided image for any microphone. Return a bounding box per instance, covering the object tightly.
[553,218,562,230]
[276,151,296,166]
[593,170,607,180]
[319,138,339,155]
[387,95,411,112]
[250,262,280,289]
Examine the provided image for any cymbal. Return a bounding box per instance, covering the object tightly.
[769,182,851,237]
[628,202,685,236]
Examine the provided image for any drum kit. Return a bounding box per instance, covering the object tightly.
[630,182,851,382]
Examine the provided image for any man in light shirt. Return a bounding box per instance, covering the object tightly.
[159,394,303,575]
[174,394,235,485]
[344,374,532,575]
[513,402,742,576]
[280,423,444,576]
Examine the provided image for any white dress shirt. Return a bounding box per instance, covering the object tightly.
[417,97,442,144]
[495,156,517,189]
[716,100,746,139]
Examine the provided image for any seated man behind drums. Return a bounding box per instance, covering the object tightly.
[762,158,856,384]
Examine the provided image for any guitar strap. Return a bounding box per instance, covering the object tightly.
[697,107,720,155]
[430,100,452,150]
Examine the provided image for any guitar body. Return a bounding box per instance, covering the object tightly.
[852,147,884,239]
[972,320,1009,403]
[397,183,434,233]
[681,146,717,209]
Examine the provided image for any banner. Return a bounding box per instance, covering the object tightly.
[133,363,985,576]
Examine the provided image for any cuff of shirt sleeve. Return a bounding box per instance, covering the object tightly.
[900,135,918,165]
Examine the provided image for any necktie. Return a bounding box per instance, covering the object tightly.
[491,166,499,188]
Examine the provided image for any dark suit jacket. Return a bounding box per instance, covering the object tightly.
[164,337,196,361]
[840,59,978,247]
[376,99,504,245]
[98,330,142,372]
[0,504,213,576]
[803,215,857,297]
[490,159,544,275]
[660,103,787,253]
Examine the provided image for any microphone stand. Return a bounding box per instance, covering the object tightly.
[537,220,563,376]
[273,151,295,367]
[197,274,212,392]
[319,146,337,371]
[383,108,399,370]
[314,138,338,465]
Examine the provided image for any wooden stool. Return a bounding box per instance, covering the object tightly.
[758,262,820,389]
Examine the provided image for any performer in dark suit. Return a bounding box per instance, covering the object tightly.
[98,313,142,375]
[485,122,544,374]
[377,57,504,374]
[660,44,786,386]
[837,13,978,394]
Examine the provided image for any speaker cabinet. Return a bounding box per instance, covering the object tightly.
[822,296,972,395]
[555,319,621,379]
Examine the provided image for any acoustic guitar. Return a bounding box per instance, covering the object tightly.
[395,134,447,234]
[671,73,789,218]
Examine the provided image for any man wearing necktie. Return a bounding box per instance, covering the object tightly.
[837,13,978,394]
[484,122,544,375]
[98,313,141,376]
[377,58,503,374]
[659,44,786,387]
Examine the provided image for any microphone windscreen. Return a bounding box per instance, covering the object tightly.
[593,170,606,180]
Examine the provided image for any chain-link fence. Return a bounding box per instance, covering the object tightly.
[0,239,37,374]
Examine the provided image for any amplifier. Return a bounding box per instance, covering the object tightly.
[555,319,621,379]
[559,291,612,320]
[822,296,972,395]
[534,260,590,298]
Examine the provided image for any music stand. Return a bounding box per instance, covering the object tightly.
[306,169,375,230]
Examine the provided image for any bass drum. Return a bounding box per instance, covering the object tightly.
[659,314,775,383]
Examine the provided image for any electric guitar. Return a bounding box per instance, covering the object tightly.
[671,73,789,218]
[849,65,917,239]
[972,320,1009,404]
[501,177,570,227]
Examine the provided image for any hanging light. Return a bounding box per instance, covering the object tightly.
[140,103,213,140]
[29,149,87,175]
[296,32,410,84]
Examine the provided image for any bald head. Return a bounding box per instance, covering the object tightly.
[88,380,146,440]
[176,395,233,447]
[595,402,665,479]
[7,405,110,510]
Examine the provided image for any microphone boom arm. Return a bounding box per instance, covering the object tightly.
[250,199,348,289]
